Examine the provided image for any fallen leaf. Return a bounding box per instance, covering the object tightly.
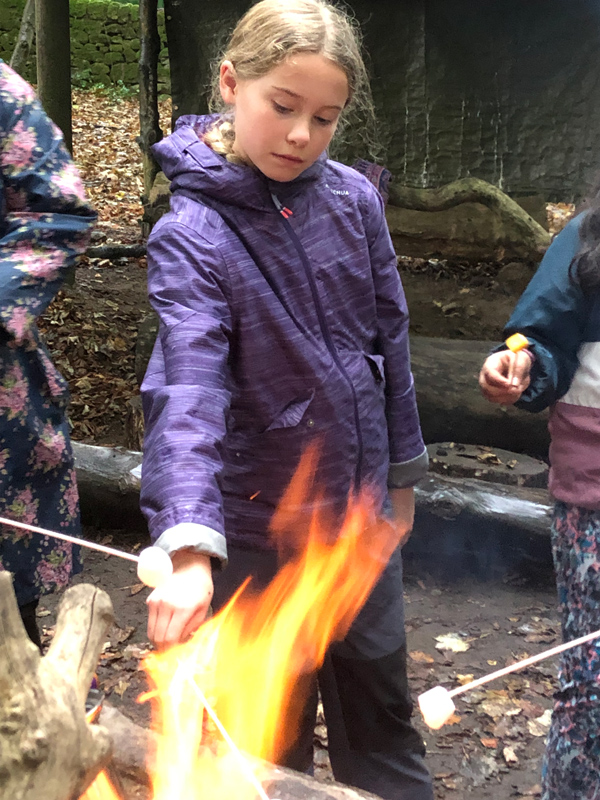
[110,624,136,645]
[456,673,475,685]
[435,633,471,653]
[480,737,498,749]
[503,745,519,765]
[527,708,552,737]
[129,583,146,596]
[114,679,130,697]
[520,785,542,797]
[409,650,435,664]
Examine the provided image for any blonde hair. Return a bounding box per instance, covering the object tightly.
[204,0,378,163]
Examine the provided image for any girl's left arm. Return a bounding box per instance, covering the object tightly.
[362,189,428,493]
[0,63,96,343]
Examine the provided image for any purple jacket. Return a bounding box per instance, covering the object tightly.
[141,116,427,564]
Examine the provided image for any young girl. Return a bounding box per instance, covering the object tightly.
[479,204,600,799]
[141,2,432,797]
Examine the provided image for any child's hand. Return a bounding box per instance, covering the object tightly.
[146,550,213,649]
[389,487,415,548]
[479,350,531,405]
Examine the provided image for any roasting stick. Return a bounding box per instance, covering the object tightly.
[0,514,174,587]
[419,627,600,730]
[190,679,274,800]
[0,514,140,561]
[505,332,530,385]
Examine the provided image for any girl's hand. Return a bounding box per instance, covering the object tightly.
[146,550,214,649]
[389,487,415,548]
[479,350,532,405]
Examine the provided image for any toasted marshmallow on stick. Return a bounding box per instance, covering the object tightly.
[419,626,600,729]
[0,514,172,589]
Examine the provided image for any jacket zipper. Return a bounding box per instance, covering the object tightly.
[271,193,364,489]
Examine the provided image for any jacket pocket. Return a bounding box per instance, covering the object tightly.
[265,389,315,431]
[364,353,386,387]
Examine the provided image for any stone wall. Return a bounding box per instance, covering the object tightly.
[0,0,169,90]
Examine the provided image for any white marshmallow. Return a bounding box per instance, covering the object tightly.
[137,546,173,588]
[418,686,457,730]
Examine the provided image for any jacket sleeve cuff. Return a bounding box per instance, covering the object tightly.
[387,448,429,489]
[154,523,228,569]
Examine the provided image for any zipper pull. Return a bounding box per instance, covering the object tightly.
[271,193,293,219]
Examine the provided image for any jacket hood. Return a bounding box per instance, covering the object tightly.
[151,114,326,212]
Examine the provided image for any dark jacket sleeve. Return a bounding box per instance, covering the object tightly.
[140,218,233,558]
[500,215,587,414]
[0,62,96,343]
[362,188,428,487]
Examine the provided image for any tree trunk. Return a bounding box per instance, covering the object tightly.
[139,0,163,200]
[34,0,72,153]
[388,177,551,259]
[0,575,114,800]
[163,0,246,127]
[9,0,36,77]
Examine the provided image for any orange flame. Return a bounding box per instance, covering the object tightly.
[79,770,121,800]
[84,447,400,800]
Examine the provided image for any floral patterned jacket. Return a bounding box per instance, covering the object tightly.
[0,61,96,606]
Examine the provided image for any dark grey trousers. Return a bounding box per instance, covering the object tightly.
[212,544,433,800]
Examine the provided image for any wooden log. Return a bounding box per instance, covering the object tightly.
[413,473,552,537]
[411,337,550,458]
[0,575,114,800]
[71,442,553,535]
[99,702,381,800]
[73,441,144,528]
[86,244,146,260]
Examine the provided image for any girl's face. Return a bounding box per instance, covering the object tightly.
[219,53,349,182]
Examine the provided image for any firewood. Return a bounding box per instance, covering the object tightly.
[0,574,114,800]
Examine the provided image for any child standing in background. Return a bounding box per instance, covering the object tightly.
[141,2,432,797]
[479,204,600,799]
[0,61,96,648]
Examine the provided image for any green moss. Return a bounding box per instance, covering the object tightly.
[123,45,138,62]
[1,0,168,88]
[105,50,124,65]
[90,62,110,77]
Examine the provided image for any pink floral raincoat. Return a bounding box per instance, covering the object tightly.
[0,61,96,606]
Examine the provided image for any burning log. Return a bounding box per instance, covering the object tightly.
[0,574,114,800]
[99,702,383,800]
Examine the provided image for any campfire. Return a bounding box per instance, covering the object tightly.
[81,448,401,799]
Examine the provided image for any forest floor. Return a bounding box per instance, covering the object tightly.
[35,89,577,799]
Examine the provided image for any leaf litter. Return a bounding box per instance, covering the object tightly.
[38,90,172,444]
